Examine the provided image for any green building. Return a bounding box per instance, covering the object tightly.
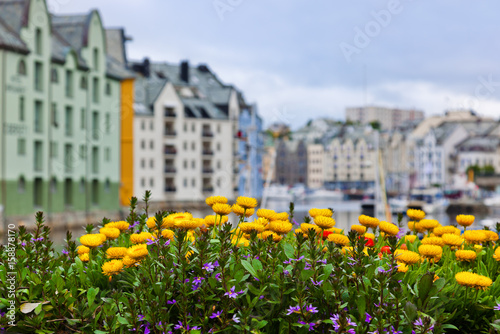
[0,0,131,225]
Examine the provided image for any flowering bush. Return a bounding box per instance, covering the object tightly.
[1,192,500,333]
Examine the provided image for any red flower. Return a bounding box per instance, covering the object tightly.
[364,237,375,247]
[380,246,391,254]
[323,231,333,240]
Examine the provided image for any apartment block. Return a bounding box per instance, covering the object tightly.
[346,106,424,130]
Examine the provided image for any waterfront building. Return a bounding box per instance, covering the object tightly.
[346,106,424,131]
[131,59,262,202]
[275,139,307,185]
[0,0,132,224]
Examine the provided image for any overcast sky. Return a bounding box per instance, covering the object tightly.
[47,0,500,129]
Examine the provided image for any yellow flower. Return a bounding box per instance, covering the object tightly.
[326,227,343,234]
[493,247,500,261]
[456,214,475,227]
[421,237,444,246]
[379,221,399,236]
[364,232,375,240]
[102,260,124,276]
[127,244,148,260]
[212,203,232,215]
[161,229,175,240]
[254,217,269,226]
[122,256,138,267]
[232,204,255,217]
[314,216,336,229]
[260,231,282,242]
[79,253,89,262]
[394,249,420,265]
[175,219,203,230]
[239,222,265,233]
[105,221,129,231]
[418,245,442,259]
[455,250,476,262]
[206,196,228,207]
[106,247,128,259]
[433,225,460,236]
[407,208,425,221]
[418,219,439,231]
[484,230,499,242]
[231,236,250,247]
[351,225,366,235]
[408,221,425,233]
[204,215,228,226]
[236,196,258,209]
[442,233,463,247]
[341,246,353,255]
[463,230,487,244]
[256,209,277,221]
[309,208,333,218]
[269,220,293,235]
[80,234,106,248]
[404,235,417,243]
[358,215,379,228]
[99,227,120,240]
[130,232,153,244]
[327,233,350,246]
[77,245,90,255]
[273,212,289,221]
[300,223,322,234]
[455,272,492,290]
[397,262,409,273]
[146,216,159,229]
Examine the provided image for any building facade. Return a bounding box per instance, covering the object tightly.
[346,106,424,130]
[0,0,131,223]
[275,139,307,185]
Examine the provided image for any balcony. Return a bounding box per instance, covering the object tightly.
[202,130,214,138]
[164,129,177,137]
[202,186,214,193]
[202,149,214,156]
[165,186,176,193]
[164,109,176,118]
[202,168,214,174]
[164,146,177,155]
[164,166,176,174]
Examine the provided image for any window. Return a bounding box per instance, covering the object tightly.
[191,160,195,169]
[64,144,73,173]
[93,48,99,70]
[105,147,110,162]
[35,28,42,55]
[141,159,145,168]
[65,70,73,97]
[149,178,154,187]
[183,178,188,187]
[51,68,58,83]
[141,121,145,130]
[217,161,221,169]
[105,179,110,192]
[65,106,73,136]
[34,141,43,172]
[183,160,188,168]
[50,142,58,158]
[217,124,221,133]
[191,142,195,150]
[216,143,221,151]
[18,177,26,193]
[150,159,154,168]
[18,59,26,75]
[17,138,26,155]
[64,178,73,206]
[141,178,145,187]
[92,112,99,140]
[80,108,86,129]
[150,141,154,149]
[34,101,43,133]
[50,177,57,194]
[79,144,86,159]
[105,113,110,133]
[34,61,43,92]
[92,147,99,173]
[192,178,196,187]
[91,180,99,205]
[141,140,145,149]
[183,142,187,150]
[150,121,154,130]
[34,178,43,207]
[19,96,24,121]
[80,76,87,90]
[79,178,86,193]
[105,82,111,95]
[51,103,57,127]
[92,77,99,103]
[191,124,195,132]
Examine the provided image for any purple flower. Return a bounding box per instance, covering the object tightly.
[210,310,222,319]
[346,318,357,327]
[215,273,222,281]
[232,314,240,323]
[203,262,216,273]
[304,262,312,270]
[298,320,315,331]
[365,312,372,323]
[138,315,145,321]
[310,278,323,286]
[390,326,402,334]
[224,286,243,299]
[146,238,157,245]
[283,259,292,265]
[347,329,356,334]
[167,299,176,305]
[330,314,340,331]
[164,240,170,247]
[259,295,264,299]
[305,304,318,314]
[174,322,184,330]
[62,249,69,255]
[317,259,327,264]
[414,318,424,327]
[21,241,27,247]
[283,270,290,275]
[129,221,140,229]
[286,305,301,315]
[494,303,500,311]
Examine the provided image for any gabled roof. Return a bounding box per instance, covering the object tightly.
[0,0,29,53]
[457,136,500,152]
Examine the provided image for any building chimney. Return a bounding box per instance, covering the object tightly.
[143,57,150,77]
[180,60,189,83]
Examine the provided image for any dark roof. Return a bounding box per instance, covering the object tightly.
[457,136,500,152]
[0,0,29,53]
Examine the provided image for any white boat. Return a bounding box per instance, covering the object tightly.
[305,188,344,201]
[262,184,293,202]
[484,195,500,207]
[389,196,408,214]
[407,188,448,214]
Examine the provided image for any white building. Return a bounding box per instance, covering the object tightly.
[346,106,424,130]
[307,144,325,189]
[131,60,241,202]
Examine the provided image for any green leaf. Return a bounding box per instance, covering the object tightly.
[418,272,434,302]
[404,301,418,322]
[283,242,295,259]
[117,316,129,325]
[252,259,263,272]
[94,330,109,334]
[356,296,366,319]
[323,264,333,276]
[87,287,99,307]
[300,270,314,281]
[241,260,258,278]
